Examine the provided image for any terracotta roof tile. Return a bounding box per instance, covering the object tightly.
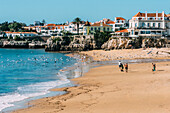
[116,17,126,20]
[133,12,167,17]
[106,20,115,24]
[115,29,129,33]
[46,24,56,26]
[5,32,37,34]
[91,22,112,27]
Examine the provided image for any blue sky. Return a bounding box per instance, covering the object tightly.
[0,0,170,25]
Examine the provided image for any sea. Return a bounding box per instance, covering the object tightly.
[0,48,83,112]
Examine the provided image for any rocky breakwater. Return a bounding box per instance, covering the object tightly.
[102,37,168,50]
[101,38,133,50]
[2,41,29,48]
[45,35,96,51]
[29,41,46,49]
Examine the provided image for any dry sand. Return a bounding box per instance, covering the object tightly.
[80,48,170,61]
[12,61,170,113]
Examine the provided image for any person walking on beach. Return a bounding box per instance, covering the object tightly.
[121,64,124,72]
[118,61,124,72]
[118,61,122,70]
[152,63,156,71]
[124,63,128,73]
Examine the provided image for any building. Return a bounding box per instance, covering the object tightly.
[99,17,128,32]
[68,21,86,34]
[83,22,112,35]
[106,20,115,31]
[114,29,130,37]
[5,32,38,39]
[129,11,170,38]
[114,17,127,31]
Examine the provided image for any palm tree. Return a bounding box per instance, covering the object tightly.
[73,17,81,35]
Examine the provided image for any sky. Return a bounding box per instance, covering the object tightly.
[0,0,170,25]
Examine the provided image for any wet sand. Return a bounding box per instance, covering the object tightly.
[12,61,170,113]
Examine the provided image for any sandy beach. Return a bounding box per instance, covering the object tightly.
[12,60,170,113]
[80,48,170,61]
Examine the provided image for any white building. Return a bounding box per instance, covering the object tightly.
[114,17,127,31]
[68,21,86,34]
[5,32,38,39]
[99,17,128,32]
[129,11,170,38]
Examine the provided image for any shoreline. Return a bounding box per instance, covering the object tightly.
[1,48,170,113]
[1,51,91,113]
[11,59,170,113]
[12,62,170,113]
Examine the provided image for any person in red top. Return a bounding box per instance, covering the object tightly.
[124,63,128,73]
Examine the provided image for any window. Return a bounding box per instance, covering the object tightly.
[94,27,97,31]
[158,23,161,28]
[142,22,145,27]
[135,32,138,35]
[107,28,109,31]
[135,23,137,27]
[146,31,151,34]
[147,23,150,27]
[103,27,105,31]
[153,23,155,27]
[140,31,145,34]
[98,28,100,31]
[132,30,134,35]
[91,27,93,31]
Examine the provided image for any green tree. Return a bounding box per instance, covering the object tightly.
[73,17,81,35]
[14,35,21,41]
[42,19,46,25]
[0,22,10,31]
[94,30,111,49]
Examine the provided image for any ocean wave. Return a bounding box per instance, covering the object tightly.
[0,75,71,112]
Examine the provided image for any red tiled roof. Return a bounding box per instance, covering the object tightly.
[5,32,37,34]
[116,17,126,20]
[106,20,115,24]
[115,29,129,33]
[133,12,167,17]
[91,22,112,27]
[46,24,56,26]
[167,14,170,17]
[56,25,68,29]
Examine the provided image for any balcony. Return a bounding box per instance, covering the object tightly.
[136,27,164,30]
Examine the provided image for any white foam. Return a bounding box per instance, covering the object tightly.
[0,74,71,112]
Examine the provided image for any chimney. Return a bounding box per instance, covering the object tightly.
[145,11,147,20]
[156,11,158,20]
[162,11,165,20]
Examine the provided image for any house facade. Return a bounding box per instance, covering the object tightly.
[129,11,170,38]
[99,17,128,32]
[83,22,112,35]
[5,32,38,39]
[114,17,128,31]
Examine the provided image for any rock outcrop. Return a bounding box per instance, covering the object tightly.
[101,38,133,49]
[45,35,96,51]
[102,37,167,50]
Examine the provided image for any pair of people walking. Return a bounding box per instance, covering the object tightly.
[118,61,128,73]
[118,61,156,73]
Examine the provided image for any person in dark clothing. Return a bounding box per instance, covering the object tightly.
[121,63,124,72]
[152,63,156,71]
